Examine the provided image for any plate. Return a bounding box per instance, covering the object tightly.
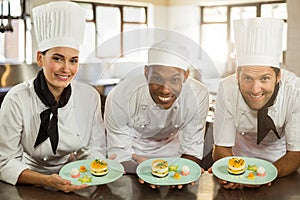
[59,159,124,186]
[212,156,278,185]
[136,157,201,186]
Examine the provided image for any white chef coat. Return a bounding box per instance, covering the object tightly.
[0,79,106,185]
[213,69,300,163]
[105,75,209,162]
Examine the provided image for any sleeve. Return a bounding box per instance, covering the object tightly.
[178,87,209,160]
[213,80,237,147]
[0,94,30,185]
[284,90,300,152]
[104,93,134,162]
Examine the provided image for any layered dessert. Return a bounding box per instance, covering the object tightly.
[227,157,246,175]
[90,159,108,176]
[151,159,169,177]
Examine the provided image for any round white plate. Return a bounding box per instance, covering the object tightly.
[59,159,124,186]
[212,156,277,185]
[137,157,201,186]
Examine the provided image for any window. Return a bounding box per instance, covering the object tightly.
[0,0,26,63]
[200,1,287,76]
[77,2,148,60]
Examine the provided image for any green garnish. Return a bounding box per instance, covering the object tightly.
[78,175,92,183]
[95,159,106,165]
[156,161,167,167]
[169,165,179,172]
[247,164,258,172]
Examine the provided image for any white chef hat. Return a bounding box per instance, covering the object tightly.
[234,18,284,68]
[33,1,86,52]
[148,40,189,71]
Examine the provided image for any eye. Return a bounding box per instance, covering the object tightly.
[70,58,78,64]
[170,77,180,84]
[52,56,63,62]
[243,76,252,81]
[261,77,270,81]
[151,76,162,83]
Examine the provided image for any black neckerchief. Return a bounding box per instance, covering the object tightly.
[257,83,280,144]
[33,69,71,154]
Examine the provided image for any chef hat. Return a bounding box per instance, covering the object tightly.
[148,40,189,71]
[33,1,86,52]
[234,18,284,68]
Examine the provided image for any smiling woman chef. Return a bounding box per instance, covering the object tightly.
[105,40,209,177]
[0,2,106,192]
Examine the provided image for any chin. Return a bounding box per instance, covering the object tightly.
[158,102,173,109]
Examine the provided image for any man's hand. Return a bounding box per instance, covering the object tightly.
[209,167,271,189]
[132,153,148,164]
[133,154,200,190]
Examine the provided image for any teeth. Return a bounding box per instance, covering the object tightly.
[57,75,69,79]
[158,96,171,102]
[250,94,263,98]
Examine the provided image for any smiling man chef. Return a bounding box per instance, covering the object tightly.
[105,40,209,174]
[212,18,300,190]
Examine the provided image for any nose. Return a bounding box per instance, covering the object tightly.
[160,83,172,93]
[62,61,71,71]
[250,80,262,93]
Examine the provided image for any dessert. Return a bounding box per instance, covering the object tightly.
[79,165,87,172]
[169,165,179,172]
[247,164,258,172]
[173,172,181,179]
[181,165,190,176]
[247,172,255,180]
[78,175,92,183]
[70,168,80,178]
[151,159,169,177]
[256,166,266,177]
[227,157,246,175]
[90,159,108,176]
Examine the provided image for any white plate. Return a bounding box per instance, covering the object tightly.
[212,156,277,185]
[137,157,201,186]
[59,159,124,185]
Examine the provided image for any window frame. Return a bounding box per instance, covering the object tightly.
[0,0,28,63]
[200,0,287,65]
[76,1,148,58]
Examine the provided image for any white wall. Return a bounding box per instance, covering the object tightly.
[286,0,300,76]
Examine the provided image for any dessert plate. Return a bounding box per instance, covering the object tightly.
[136,157,201,186]
[212,156,277,185]
[59,159,124,185]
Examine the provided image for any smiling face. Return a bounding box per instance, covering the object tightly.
[36,47,80,100]
[145,65,189,109]
[237,66,281,110]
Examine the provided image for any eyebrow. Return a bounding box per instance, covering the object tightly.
[52,53,79,59]
[152,71,181,78]
[242,72,272,77]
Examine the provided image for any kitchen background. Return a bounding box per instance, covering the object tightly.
[1,0,300,107]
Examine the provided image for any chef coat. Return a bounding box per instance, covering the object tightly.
[0,79,106,185]
[213,69,300,163]
[105,74,209,162]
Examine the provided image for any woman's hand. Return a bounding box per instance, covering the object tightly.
[18,169,89,193]
[45,174,89,193]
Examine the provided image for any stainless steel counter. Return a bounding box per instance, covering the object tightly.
[1,168,299,200]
